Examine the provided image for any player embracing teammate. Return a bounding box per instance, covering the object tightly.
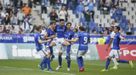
[34,18,90,72]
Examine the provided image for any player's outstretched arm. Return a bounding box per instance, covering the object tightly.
[38,39,51,44]
[68,38,79,43]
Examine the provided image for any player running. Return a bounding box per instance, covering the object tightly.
[101,26,134,72]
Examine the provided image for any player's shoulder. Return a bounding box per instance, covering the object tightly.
[110,31,115,35]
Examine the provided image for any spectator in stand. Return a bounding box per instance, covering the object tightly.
[5,25,11,34]
[50,0,57,7]
[83,10,91,33]
[0,13,3,24]
[2,0,10,8]
[28,0,33,8]
[126,20,134,35]
[18,25,24,34]
[60,0,67,5]
[12,0,18,8]
[5,4,13,17]
[10,25,16,34]
[41,0,48,14]
[103,27,110,35]
[3,14,10,25]
[90,20,97,33]
[49,8,58,21]
[10,14,18,25]
[88,0,95,21]
[17,9,24,25]
[17,0,23,9]
[0,25,3,33]
[119,16,128,33]
[76,2,84,18]
[58,5,68,21]
[97,24,104,34]
[0,1,3,11]
[83,0,89,6]
[2,25,7,33]
[22,3,32,16]
[22,17,31,33]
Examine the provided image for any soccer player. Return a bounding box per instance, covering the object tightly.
[64,22,75,71]
[49,19,70,70]
[45,22,56,61]
[107,26,119,69]
[34,25,52,71]
[70,26,90,72]
[101,26,134,72]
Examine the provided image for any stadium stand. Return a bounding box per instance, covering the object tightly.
[0,0,135,35]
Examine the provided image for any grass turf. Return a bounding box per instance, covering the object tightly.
[0,59,135,75]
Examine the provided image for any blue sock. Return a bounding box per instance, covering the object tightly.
[49,47,55,60]
[46,57,52,70]
[105,58,111,70]
[80,57,84,68]
[118,60,129,63]
[40,57,47,70]
[66,56,71,68]
[66,45,71,68]
[58,55,62,66]
[77,57,82,69]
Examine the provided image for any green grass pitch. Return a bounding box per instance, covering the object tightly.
[0,59,135,75]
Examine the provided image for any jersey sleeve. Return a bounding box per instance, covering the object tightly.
[119,35,125,39]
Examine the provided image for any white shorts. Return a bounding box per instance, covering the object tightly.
[109,49,120,58]
[53,37,65,45]
[37,50,50,58]
[77,50,87,57]
[53,37,65,52]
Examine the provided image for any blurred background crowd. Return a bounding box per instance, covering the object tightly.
[0,0,136,35]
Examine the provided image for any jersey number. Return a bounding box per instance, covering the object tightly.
[84,37,88,44]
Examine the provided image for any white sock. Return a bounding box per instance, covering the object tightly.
[112,58,119,66]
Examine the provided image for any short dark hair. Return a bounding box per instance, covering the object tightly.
[115,26,120,31]
[50,21,56,25]
[35,25,42,31]
[59,19,65,22]
[79,26,85,31]
[66,22,72,26]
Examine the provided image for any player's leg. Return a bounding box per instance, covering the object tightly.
[49,41,56,61]
[101,50,113,72]
[56,42,63,70]
[45,49,52,71]
[38,50,47,70]
[66,45,71,71]
[77,50,87,72]
[111,58,119,70]
[116,50,134,68]
[110,50,119,70]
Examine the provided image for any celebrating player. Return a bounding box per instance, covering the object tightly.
[64,22,75,71]
[70,26,90,72]
[101,26,134,72]
[34,25,52,71]
[45,22,56,61]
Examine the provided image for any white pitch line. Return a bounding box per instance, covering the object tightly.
[0,66,76,75]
